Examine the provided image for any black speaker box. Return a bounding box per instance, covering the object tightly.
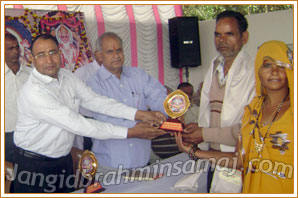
[168,16,201,68]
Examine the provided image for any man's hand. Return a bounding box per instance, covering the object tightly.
[182,123,203,144]
[127,122,167,140]
[135,110,166,127]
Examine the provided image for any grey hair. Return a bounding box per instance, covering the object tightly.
[95,32,123,52]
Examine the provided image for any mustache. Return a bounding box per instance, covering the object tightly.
[44,64,58,68]
[217,43,230,48]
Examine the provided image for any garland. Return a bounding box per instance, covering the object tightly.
[7,8,39,39]
[6,9,92,72]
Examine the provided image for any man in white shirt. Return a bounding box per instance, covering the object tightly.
[4,33,32,163]
[12,34,166,193]
[73,58,102,150]
[73,60,101,150]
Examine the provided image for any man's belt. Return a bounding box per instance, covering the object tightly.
[14,146,56,161]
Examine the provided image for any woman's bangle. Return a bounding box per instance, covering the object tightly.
[188,147,192,159]
[191,145,199,161]
[188,144,199,161]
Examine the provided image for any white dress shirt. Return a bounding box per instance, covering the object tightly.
[5,63,32,132]
[73,60,101,149]
[74,60,101,117]
[14,68,137,158]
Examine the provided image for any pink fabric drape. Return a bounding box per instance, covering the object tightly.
[94,5,105,36]
[57,5,67,11]
[13,5,23,9]
[152,5,164,85]
[125,5,138,67]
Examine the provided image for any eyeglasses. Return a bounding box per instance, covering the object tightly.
[34,50,60,60]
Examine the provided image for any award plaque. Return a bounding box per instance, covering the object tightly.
[159,89,190,132]
[79,150,105,193]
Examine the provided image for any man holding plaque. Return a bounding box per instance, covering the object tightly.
[12,34,166,193]
[180,11,255,191]
[86,32,168,172]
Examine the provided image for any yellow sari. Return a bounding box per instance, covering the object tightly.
[240,41,294,193]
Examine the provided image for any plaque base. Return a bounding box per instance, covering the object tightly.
[159,118,184,132]
[84,180,105,193]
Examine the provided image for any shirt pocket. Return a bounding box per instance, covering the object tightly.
[134,92,147,110]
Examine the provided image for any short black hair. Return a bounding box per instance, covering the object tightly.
[216,10,248,34]
[177,82,193,89]
[30,34,59,52]
[5,33,18,41]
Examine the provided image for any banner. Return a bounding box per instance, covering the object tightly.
[5,8,93,72]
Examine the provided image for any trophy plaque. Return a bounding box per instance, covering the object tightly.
[79,150,105,193]
[159,89,190,132]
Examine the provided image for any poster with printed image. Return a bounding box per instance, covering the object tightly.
[5,8,93,72]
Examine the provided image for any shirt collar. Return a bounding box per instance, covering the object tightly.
[97,65,129,80]
[97,65,113,81]
[32,67,62,84]
[5,63,10,75]
[121,66,131,77]
[5,63,24,75]
[213,55,225,75]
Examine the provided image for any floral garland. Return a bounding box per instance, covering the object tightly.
[7,8,39,39]
[75,11,93,72]
[6,9,93,72]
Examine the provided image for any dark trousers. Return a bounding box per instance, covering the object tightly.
[83,136,93,151]
[5,132,15,163]
[207,166,215,193]
[12,148,75,193]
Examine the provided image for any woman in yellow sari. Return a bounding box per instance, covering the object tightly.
[175,40,294,193]
[241,40,293,193]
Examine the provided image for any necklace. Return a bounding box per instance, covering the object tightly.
[253,92,289,158]
[260,104,283,126]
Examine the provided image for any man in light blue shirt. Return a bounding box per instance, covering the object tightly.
[86,32,167,169]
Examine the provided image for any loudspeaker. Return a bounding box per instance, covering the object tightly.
[168,17,201,68]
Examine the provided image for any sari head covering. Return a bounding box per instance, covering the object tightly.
[240,40,294,193]
[254,40,293,113]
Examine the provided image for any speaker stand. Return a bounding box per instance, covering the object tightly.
[185,67,189,82]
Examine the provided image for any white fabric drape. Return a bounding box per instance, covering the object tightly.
[158,5,180,88]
